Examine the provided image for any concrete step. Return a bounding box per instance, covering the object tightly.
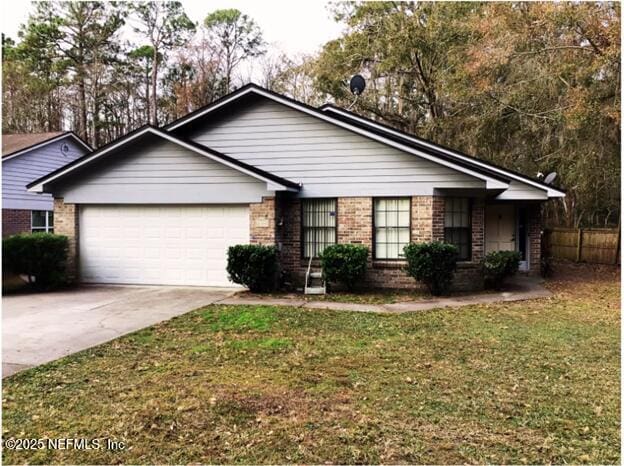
[304,286,326,295]
[310,272,323,279]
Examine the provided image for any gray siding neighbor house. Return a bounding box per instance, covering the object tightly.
[2,132,91,236]
[28,84,565,290]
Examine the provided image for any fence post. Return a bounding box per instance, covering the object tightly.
[614,223,621,265]
[576,228,583,262]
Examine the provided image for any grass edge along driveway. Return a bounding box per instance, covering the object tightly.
[3,275,620,464]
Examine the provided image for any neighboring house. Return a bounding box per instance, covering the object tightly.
[28,84,565,290]
[2,132,91,237]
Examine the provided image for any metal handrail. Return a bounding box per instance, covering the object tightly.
[304,256,313,290]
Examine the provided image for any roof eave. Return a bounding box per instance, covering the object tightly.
[27,125,300,194]
[165,84,510,187]
[546,189,566,198]
[320,105,565,198]
[2,132,92,162]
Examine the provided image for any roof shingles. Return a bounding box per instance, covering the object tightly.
[2,132,65,158]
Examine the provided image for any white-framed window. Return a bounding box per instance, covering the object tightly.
[302,199,336,258]
[374,198,411,259]
[444,198,471,261]
[31,210,54,233]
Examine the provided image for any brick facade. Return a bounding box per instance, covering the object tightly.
[2,209,31,237]
[431,196,446,241]
[50,193,541,289]
[276,194,487,291]
[337,197,372,246]
[276,195,301,287]
[53,198,79,282]
[412,196,434,242]
[249,197,277,245]
[471,199,485,263]
[527,204,541,275]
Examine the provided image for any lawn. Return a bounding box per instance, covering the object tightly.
[3,265,620,464]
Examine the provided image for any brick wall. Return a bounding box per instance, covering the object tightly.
[471,199,485,263]
[337,197,372,246]
[276,194,301,286]
[528,204,541,275]
[454,263,483,291]
[54,198,79,282]
[432,196,445,241]
[249,197,276,245]
[412,196,434,242]
[276,194,483,291]
[2,209,31,237]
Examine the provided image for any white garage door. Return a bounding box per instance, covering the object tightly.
[79,205,249,287]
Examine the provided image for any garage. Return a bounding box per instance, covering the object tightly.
[79,205,249,287]
[27,127,299,287]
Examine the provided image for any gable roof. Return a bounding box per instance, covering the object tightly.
[2,131,92,161]
[27,125,300,193]
[165,83,516,190]
[319,104,565,198]
[166,83,567,198]
[26,84,564,200]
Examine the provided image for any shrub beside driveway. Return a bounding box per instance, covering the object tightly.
[2,270,620,464]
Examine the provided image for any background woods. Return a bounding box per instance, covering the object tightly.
[2,1,620,228]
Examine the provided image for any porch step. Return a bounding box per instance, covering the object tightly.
[304,286,326,295]
[304,257,326,295]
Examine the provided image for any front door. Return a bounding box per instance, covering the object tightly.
[485,204,516,253]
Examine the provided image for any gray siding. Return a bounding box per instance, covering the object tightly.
[2,138,87,210]
[188,100,485,197]
[57,139,272,204]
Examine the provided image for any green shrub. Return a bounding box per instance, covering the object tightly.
[403,242,458,295]
[2,233,69,290]
[482,250,521,289]
[320,244,369,291]
[226,244,279,292]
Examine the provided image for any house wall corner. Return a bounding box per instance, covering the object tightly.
[54,198,79,283]
[249,196,277,245]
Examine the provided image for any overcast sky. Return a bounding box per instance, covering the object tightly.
[1,0,344,56]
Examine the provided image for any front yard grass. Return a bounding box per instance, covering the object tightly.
[3,268,620,464]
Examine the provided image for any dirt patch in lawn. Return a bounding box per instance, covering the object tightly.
[3,273,620,464]
[236,287,500,305]
[236,288,428,304]
[548,259,620,283]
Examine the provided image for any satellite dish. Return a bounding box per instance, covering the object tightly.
[349,75,366,96]
[544,172,557,184]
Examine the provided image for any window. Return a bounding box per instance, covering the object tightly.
[302,199,336,258]
[444,198,470,261]
[374,198,410,259]
[31,210,54,233]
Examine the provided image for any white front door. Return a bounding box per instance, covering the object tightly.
[485,204,516,254]
[79,205,250,287]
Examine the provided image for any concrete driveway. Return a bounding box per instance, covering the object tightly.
[3,285,236,377]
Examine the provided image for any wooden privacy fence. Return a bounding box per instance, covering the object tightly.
[544,227,621,265]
